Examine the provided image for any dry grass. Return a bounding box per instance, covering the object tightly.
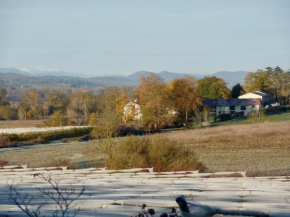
[0,141,101,168]
[1,120,290,176]
[165,121,290,176]
[0,119,46,128]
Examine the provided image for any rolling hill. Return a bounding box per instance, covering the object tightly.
[0,68,249,88]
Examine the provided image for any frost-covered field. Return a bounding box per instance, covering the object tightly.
[0,126,88,135]
[0,166,289,217]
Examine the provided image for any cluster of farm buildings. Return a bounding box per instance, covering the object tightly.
[123,91,275,120]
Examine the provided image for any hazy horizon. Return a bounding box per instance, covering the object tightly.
[1,0,290,76]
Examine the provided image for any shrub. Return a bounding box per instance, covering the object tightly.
[118,123,145,136]
[0,159,8,167]
[90,118,120,139]
[248,109,265,123]
[218,113,232,121]
[44,110,68,127]
[36,135,49,143]
[107,136,149,169]
[0,135,11,148]
[99,135,206,172]
[148,135,206,172]
[39,158,79,169]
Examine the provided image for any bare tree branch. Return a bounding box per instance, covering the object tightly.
[7,173,85,217]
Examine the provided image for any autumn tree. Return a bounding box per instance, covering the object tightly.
[0,106,16,120]
[18,89,43,120]
[0,87,15,120]
[116,93,128,121]
[197,76,230,99]
[244,66,290,105]
[45,110,68,126]
[167,77,202,124]
[138,74,171,130]
[90,86,122,138]
[281,71,290,105]
[244,70,270,93]
[99,86,121,115]
[231,83,244,98]
[68,89,96,124]
[43,90,69,115]
[0,87,10,106]
[116,93,136,124]
[267,66,288,103]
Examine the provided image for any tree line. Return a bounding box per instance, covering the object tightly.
[0,66,289,130]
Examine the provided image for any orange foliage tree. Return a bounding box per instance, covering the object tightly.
[167,77,202,124]
[138,74,171,130]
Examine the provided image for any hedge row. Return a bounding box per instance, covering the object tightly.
[0,127,93,148]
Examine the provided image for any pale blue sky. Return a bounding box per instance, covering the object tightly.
[0,0,289,76]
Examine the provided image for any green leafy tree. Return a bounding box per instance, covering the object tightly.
[197,76,230,99]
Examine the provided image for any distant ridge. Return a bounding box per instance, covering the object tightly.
[0,67,249,88]
[0,68,32,76]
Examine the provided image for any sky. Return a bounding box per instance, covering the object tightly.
[0,0,290,76]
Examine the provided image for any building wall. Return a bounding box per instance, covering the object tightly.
[216,105,259,117]
[238,93,271,104]
[123,102,142,121]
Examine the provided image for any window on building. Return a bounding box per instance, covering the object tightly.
[230,106,235,111]
[241,106,246,110]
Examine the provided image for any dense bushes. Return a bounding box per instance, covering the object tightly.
[265,106,290,114]
[0,135,11,148]
[97,135,206,172]
[90,120,145,139]
[44,110,68,127]
[118,123,145,136]
[218,113,232,121]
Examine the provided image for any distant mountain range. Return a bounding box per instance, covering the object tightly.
[0,67,249,89]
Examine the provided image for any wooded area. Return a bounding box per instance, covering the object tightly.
[0,66,289,131]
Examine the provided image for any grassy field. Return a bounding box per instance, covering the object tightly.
[1,117,290,176]
[210,112,290,127]
[166,120,290,176]
[0,141,101,168]
[0,119,46,128]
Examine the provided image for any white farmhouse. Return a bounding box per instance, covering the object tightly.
[203,98,262,117]
[123,101,142,121]
[238,91,272,105]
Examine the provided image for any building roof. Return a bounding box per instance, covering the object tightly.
[203,98,261,107]
[252,91,271,96]
[240,91,271,97]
